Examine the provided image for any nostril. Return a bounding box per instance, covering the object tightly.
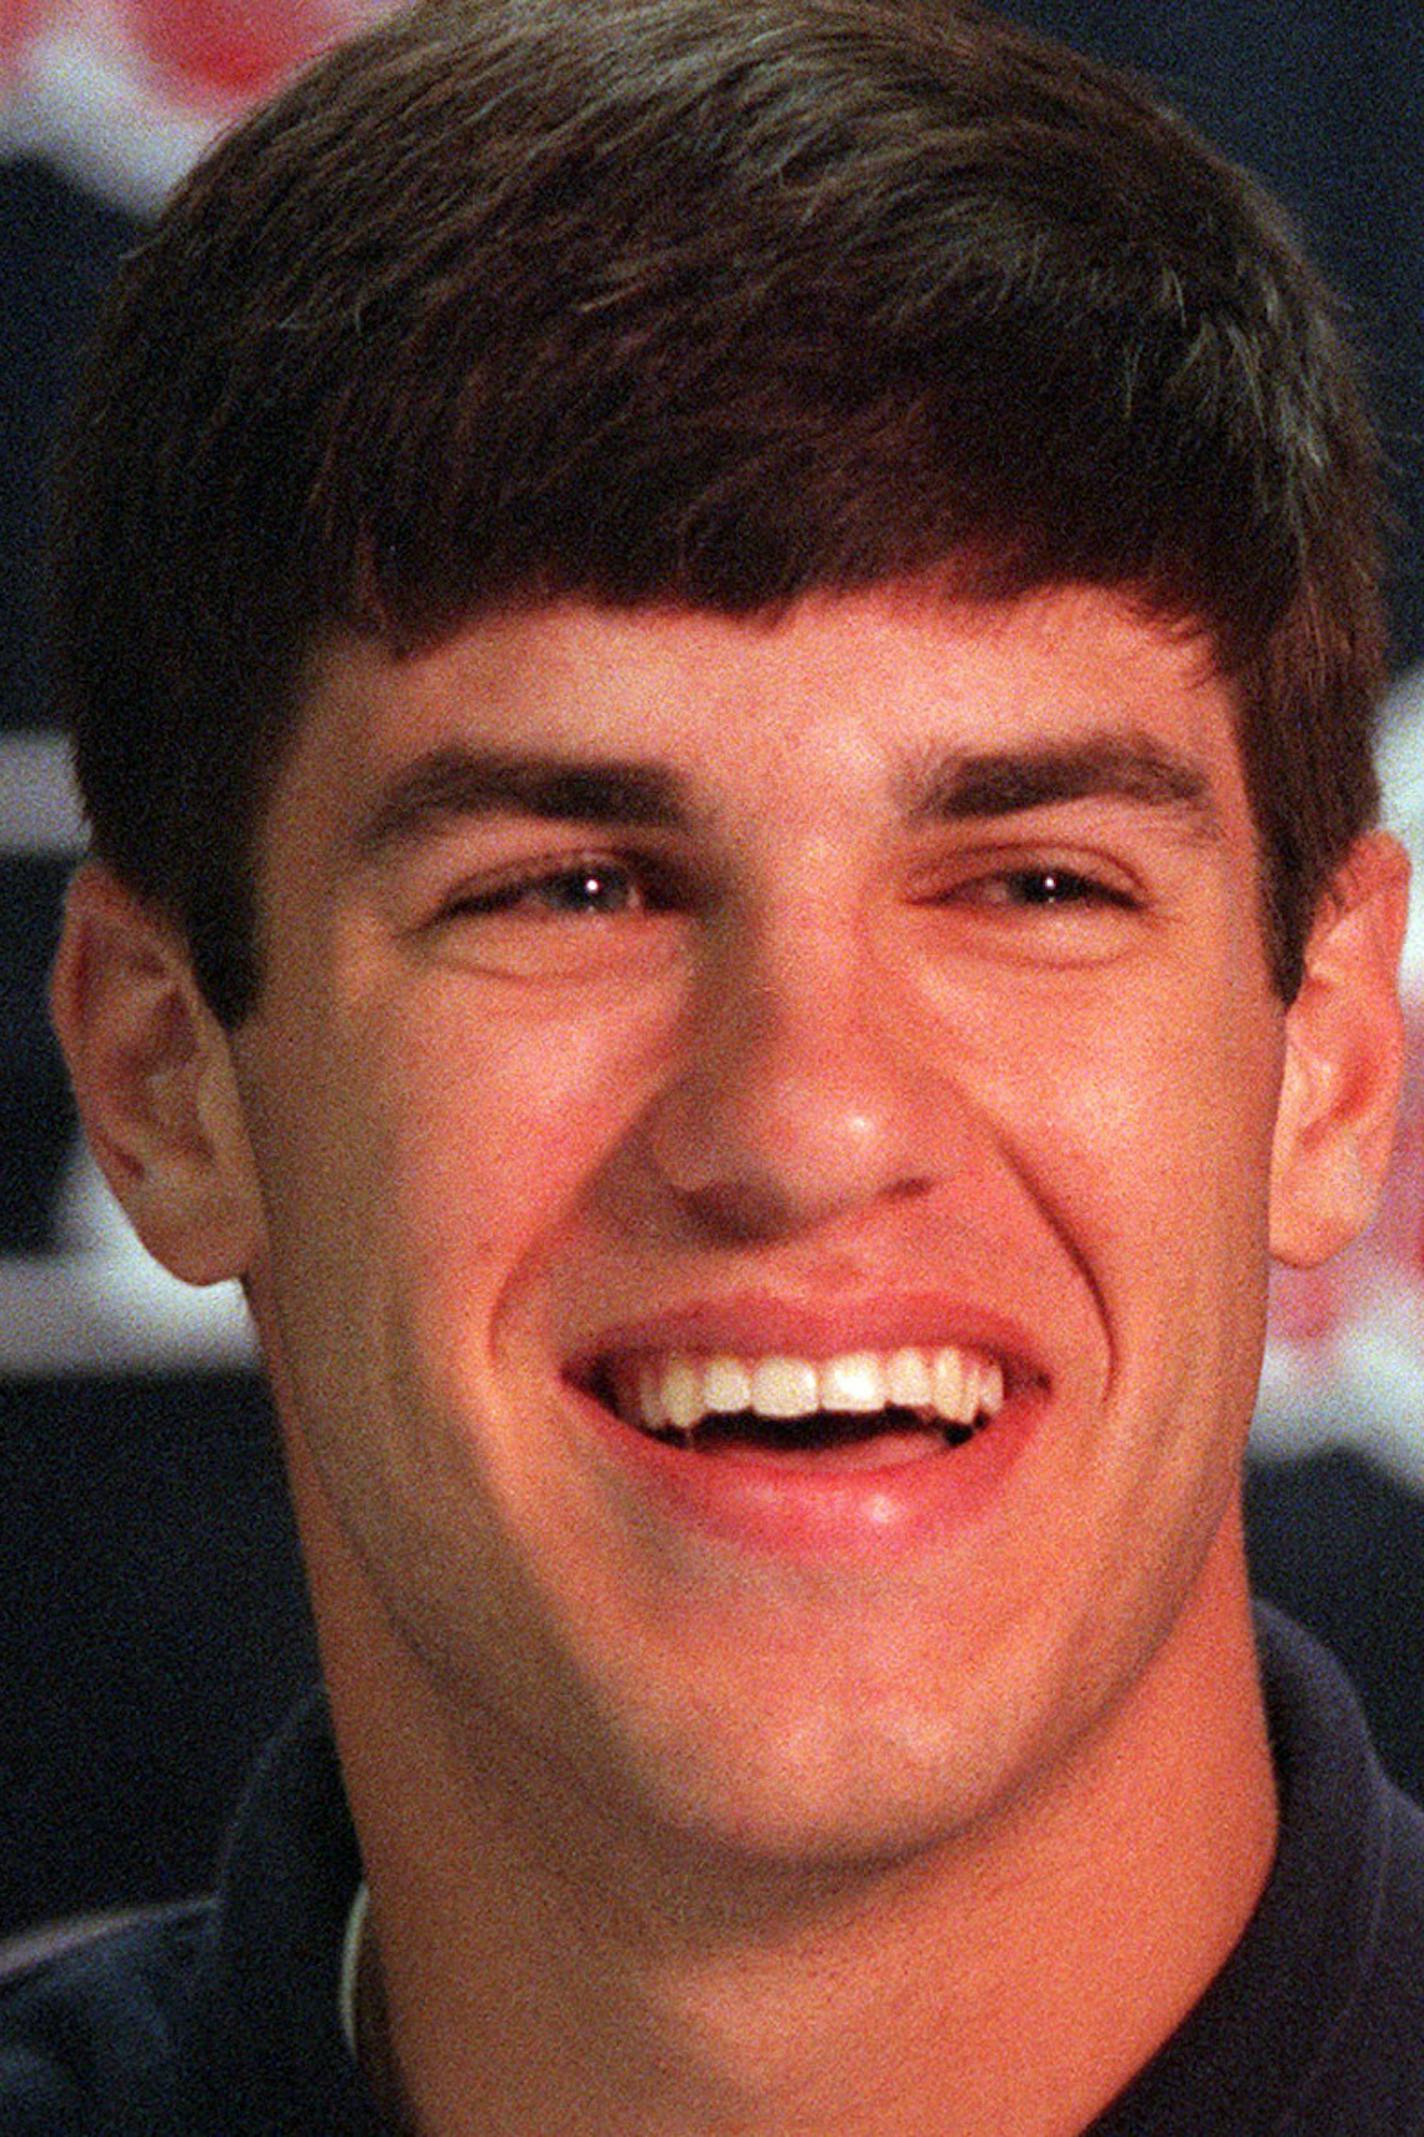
[885,1175,935,1203]
[673,1170,938,1246]
[677,1178,808,1245]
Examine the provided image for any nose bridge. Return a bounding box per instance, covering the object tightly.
[640,882,943,1238]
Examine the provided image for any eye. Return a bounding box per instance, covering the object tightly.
[909,850,1148,969]
[440,852,682,925]
[968,866,1138,912]
[424,848,691,981]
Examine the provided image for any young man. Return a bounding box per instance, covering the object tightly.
[9,1,1420,2129]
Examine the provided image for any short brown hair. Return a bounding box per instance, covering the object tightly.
[51,0,1386,1021]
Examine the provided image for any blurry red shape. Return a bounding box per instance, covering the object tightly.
[122,0,364,105]
[0,0,48,90]
[1269,1261,1350,1353]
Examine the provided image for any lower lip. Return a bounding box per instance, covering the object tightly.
[568,1384,1043,1560]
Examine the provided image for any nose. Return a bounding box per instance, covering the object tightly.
[639,914,945,1245]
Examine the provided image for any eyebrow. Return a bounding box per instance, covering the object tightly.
[354,727,1223,861]
[353,747,695,859]
[902,732,1222,837]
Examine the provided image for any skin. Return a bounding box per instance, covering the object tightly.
[54,582,1410,2135]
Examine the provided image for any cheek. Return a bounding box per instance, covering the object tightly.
[971,951,1285,1343]
[243,981,676,1556]
[335,980,676,1325]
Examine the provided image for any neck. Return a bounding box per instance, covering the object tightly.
[309,1498,1275,2137]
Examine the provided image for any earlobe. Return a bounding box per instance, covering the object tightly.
[50,863,264,1284]
[1269,832,1412,1269]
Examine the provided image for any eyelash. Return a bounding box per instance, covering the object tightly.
[950,865,1139,913]
[437,853,684,924]
[428,851,1143,941]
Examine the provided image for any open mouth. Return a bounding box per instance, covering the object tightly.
[577,1345,1010,1467]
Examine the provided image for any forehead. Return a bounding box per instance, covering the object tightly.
[285,583,1248,843]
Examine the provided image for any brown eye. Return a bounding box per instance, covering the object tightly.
[426,849,693,982]
[517,863,643,917]
[991,868,1135,909]
[447,857,671,924]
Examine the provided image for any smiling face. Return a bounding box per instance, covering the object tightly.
[227,584,1292,1864]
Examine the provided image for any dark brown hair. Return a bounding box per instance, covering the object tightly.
[50,0,1386,1020]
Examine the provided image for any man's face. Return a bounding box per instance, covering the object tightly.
[230,585,1289,1864]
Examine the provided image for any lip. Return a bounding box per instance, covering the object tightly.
[562,1292,1049,1561]
[566,1292,1047,1381]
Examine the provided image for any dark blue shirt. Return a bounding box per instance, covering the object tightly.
[3,1610,1424,2133]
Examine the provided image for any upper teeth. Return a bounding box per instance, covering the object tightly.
[625,1347,1005,1435]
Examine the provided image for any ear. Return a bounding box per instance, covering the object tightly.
[50,863,264,1284]
[1269,831,1412,1269]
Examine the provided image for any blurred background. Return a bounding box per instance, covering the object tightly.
[2,0,1422,1941]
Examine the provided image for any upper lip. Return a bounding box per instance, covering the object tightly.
[564,1293,1047,1388]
